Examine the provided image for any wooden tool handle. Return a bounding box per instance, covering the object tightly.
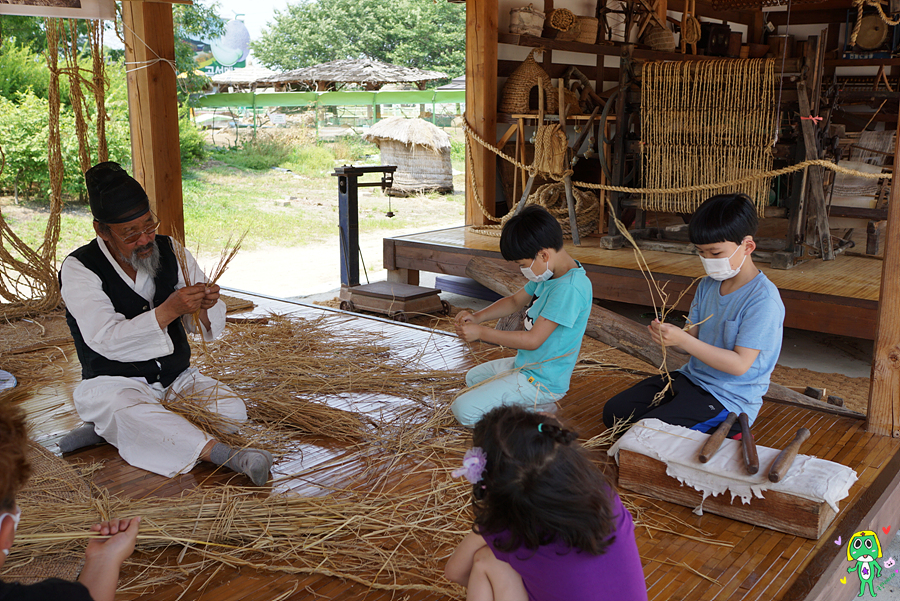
[739,413,759,475]
[699,412,738,463]
[768,428,812,483]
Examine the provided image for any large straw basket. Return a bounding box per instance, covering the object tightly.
[644,23,676,52]
[507,182,600,239]
[499,50,559,115]
[509,4,545,36]
[575,17,599,44]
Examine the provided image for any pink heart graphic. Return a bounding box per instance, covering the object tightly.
[884,526,891,535]
[835,536,842,546]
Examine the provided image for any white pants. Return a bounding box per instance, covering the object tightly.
[450,357,563,427]
[73,368,247,478]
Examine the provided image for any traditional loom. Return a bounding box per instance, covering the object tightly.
[601,39,848,269]
[609,419,858,539]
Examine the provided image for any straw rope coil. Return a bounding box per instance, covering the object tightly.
[533,124,570,177]
[682,16,702,44]
[640,58,776,215]
[547,8,576,31]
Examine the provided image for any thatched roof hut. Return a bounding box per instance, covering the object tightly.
[262,59,447,91]
[362,117,453,197]
[210,66,278,92]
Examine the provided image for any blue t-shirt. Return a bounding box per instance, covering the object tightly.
[679,272,785,424]
[514,262,592,395]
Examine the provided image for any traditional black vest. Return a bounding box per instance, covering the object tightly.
[62,235,191,387]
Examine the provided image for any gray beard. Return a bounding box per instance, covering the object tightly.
[121,240,161,278]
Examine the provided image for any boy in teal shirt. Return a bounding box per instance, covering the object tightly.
[452,206,593,427]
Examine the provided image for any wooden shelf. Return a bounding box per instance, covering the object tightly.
[498,32,803,71]
[825,57,900,67]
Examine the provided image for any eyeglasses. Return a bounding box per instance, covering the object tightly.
[113,220,160,244]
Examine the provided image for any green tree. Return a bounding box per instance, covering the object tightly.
[252,0,465,81]
[0,15,46,52]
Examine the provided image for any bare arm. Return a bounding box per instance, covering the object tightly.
[649,321,760,376]
[456,288,533,325]
[78,517,140,601]
[460,316,558,351]
[445,532,489,586]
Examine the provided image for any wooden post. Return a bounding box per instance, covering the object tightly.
[122,1,184,241]
[865,107,900,438]
[465,0,498,225]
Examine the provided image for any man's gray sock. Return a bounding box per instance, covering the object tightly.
[58,422,105,453]
[209,443,273,486]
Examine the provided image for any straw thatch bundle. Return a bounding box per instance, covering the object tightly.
[363,117,453,197]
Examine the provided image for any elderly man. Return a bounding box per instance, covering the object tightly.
[58,162,272,486]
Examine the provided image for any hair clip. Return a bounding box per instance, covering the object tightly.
[452,447,487,484]
[537,423,545,433]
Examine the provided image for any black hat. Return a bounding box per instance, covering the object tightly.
[85,162,151,225]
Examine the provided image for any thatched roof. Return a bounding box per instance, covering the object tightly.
[362,117,451,152]
[262,59,446,87]
[211,65,278,86]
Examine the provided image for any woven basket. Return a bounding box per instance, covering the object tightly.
[499,50,559,115]
[509,4,545,36]
[575,17,599,44]
[644,23,676,52]
[506,182,600,239]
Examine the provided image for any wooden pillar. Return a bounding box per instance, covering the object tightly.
[866,108,900,438]
[122,1,184,240]
[465,0,498,225]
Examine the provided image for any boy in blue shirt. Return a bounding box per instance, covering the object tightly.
[603,193,785,436]
[452,206,593,427]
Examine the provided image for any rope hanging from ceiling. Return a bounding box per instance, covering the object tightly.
[640,58,776,215]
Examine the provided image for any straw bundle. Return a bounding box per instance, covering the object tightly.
[190,313,467,442]
[362,117,453,196]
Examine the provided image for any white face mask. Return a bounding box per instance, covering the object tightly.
[1,508,20,556]
[699,241,747,281]
[520,257,553,283]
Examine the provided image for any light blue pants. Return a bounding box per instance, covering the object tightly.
[450,357,564,427]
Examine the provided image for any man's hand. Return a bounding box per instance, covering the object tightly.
[648,319,689,347]
[155,284,206,329]
[200,284,220,311]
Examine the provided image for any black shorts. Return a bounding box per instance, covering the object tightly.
[602,372,743,438]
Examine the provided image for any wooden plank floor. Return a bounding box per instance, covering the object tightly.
[385,225,884,339]
[5,290,898,601]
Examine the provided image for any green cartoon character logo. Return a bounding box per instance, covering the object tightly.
[847,531,883,597]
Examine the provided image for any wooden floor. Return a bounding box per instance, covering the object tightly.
[6,290,899,601]
[384,225,884,340]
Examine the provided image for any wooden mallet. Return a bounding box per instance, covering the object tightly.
[739,413,759,475]
[767,428,812,483]
[698,412,738,463]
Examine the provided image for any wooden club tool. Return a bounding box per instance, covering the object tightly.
[698,412,738,463]
[768,428,812,483]
[738,413,759,475]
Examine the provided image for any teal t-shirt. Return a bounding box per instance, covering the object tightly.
[513,262,593,395]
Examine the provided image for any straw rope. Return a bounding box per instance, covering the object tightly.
[461,118,892,225]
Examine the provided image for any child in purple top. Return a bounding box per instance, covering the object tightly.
[444,405,647,601]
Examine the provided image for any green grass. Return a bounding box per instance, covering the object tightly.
[1,131,464,265]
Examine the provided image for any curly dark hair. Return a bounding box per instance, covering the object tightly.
[471,405,616,555]
[0,402,31,511]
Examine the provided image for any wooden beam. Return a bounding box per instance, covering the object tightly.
[465,0,497,226]
[122,1,185,240]
[866,105,900,438]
